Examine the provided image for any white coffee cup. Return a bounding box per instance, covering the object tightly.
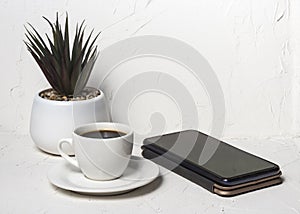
[58,122,133,181]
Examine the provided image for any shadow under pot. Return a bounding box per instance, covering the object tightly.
[30,87,110,155]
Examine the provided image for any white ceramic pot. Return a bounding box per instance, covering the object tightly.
[30,88,110,155]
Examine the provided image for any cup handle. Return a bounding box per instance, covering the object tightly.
[58,138,79,168]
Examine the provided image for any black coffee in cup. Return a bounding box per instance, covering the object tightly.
[81,130,126,139]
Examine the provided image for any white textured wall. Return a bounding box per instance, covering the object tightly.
[0,0,299,139]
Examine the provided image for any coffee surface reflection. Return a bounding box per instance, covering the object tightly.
[81,130,126,139]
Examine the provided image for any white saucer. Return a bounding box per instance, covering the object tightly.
[48,156,159,196]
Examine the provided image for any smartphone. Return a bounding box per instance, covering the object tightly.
[142,130,282,196]
[142,149,282,196]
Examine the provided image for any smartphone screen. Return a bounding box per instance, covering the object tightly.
[143,130,280,186]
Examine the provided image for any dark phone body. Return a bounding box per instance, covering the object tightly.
[142,149,282,197]
[142,130,282,187]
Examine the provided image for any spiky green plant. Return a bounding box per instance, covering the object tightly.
[24,13,99,96]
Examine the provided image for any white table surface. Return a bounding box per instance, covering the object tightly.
[1,133,300,214]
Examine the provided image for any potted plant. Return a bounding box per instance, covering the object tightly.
[24,13,109,154]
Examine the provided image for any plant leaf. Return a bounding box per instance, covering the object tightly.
[25,14,99,96]
[25,42,64,93]
[74,49,98,95]
[82,31,100,69]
